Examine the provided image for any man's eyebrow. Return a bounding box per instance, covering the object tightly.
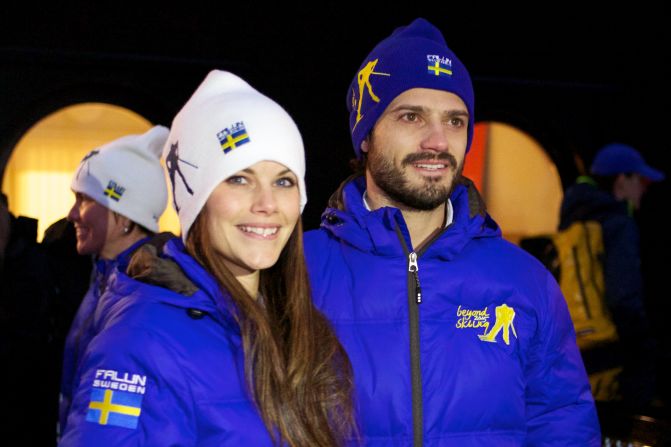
[386,104,426,114]
[444,110,469,119]
[386,104,469,118]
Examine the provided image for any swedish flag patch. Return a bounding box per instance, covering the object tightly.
[86,388,143,429]
[426,54,453,77]
[427,60,452,77]
[217,121,250,154]
[103,180,126,202]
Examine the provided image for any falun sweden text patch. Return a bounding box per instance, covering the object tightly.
[85,369,147,429]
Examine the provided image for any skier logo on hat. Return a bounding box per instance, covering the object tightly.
[75,149,100,179]
[165,142,196,213]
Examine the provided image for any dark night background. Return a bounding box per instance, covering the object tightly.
[1,2,670,442]
[2,3,669,227]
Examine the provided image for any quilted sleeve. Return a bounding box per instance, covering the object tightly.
[59,322,196,446]
[525,273,601,446]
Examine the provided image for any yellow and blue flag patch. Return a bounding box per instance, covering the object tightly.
[427,59,452,77]
[103,180,126,202]
[217,121,250,154]
[86,388,143,429]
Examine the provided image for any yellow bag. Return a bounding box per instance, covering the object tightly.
[553,221,618,349]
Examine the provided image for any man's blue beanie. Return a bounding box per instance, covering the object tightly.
[347,18,475,159]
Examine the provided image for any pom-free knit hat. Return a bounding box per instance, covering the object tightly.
[347,17,475,158]
[164,70,306,240]
[590,143,665,182]
[71,126,169,232]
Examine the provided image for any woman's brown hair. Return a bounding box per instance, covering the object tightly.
[186,211,355,446]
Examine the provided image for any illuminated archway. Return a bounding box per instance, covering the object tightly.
[2,103,179,240]
[464,122,563,243]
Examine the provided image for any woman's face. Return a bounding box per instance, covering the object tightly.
[67,192,116,257]
[204,161,301,277]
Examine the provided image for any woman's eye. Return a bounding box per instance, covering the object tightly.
[226,176,248,185]
[402,112,418,122]
[80,194,94,204]
[276,177,296,188]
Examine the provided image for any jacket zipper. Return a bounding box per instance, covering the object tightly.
[408,252,422,304]
[395,222,450,446]
[394,225,423,446]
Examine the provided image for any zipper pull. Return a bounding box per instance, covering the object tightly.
[408,252,422,304]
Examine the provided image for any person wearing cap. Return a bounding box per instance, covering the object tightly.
[560,143,665,411]
[304,18,600,445]
[59,70,354,446]
[58,125,170,436]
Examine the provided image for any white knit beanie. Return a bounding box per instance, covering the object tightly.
[164,70,306,240]
[71,125,169,232]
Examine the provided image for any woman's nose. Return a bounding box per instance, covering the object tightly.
[251,186,277,214]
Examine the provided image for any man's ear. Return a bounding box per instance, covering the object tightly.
[361,137,370,154]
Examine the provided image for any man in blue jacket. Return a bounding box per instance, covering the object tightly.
[304,18,601,445]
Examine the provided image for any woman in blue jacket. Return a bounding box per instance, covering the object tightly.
[59,125,170,435]
[59,71,354,446]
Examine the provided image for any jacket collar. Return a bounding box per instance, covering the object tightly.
[320,176,501,260]
[103,237,236,329]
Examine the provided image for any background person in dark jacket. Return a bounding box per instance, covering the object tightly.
[560,143,665,412]
[0,193,56,445]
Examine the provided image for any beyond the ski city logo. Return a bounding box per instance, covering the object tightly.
[456,304,518,345]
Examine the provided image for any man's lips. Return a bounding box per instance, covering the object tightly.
[413,162,448,171]
[402,152,456,171]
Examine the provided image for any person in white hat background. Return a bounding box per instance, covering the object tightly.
[58,125,169,437]
[59,71,354,446]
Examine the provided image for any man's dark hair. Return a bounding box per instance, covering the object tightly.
[349,153,367,176]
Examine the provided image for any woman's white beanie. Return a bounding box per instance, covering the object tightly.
[70,125,169,232]
[163,70,306,240]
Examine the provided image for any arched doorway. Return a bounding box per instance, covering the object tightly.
[2,102,179,240]
[464,121,563,243]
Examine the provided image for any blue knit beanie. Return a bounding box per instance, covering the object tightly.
[347,18,475,158]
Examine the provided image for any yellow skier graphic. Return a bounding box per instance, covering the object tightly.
[354,59,390,128]
[478,304,517,345]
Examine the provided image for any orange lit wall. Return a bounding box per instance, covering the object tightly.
[463,122,563,243]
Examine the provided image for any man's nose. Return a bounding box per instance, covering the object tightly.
[419,121,449,152]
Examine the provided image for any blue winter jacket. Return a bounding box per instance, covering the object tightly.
[59,238,274,446]
[304,177,600,446]
[59,238,148,435]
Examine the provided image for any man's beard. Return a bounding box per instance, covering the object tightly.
[367,142,463,211]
